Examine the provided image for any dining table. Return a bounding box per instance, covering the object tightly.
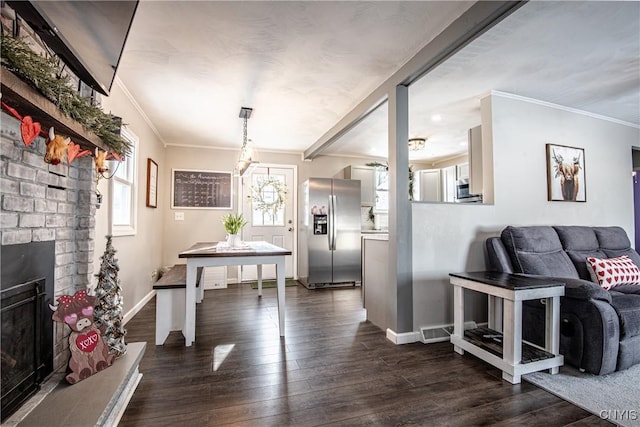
[178,240,292,347]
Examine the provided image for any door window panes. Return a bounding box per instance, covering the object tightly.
[252,174,286,226]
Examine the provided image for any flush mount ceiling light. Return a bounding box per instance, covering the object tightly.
[408,137,426,151]
[236,107,258,176]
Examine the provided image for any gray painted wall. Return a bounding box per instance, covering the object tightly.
[411,93,638,330]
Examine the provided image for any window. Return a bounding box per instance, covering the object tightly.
[110,127,138,236]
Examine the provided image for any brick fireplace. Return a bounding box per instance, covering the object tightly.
[0,111,98,420]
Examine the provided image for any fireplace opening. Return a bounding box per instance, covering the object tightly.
[1,241,55,422]
[1,279,46,419]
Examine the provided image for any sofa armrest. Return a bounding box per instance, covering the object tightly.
[518,274,612,303]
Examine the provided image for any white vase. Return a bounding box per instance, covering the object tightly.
[227,234,241,247]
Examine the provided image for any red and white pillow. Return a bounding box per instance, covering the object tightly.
[586,255,640,290]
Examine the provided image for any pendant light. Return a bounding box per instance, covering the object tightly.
[236,107,258,176]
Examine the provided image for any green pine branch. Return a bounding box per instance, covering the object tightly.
[1,34,131,156]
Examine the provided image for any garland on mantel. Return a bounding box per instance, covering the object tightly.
[0,34,130,155]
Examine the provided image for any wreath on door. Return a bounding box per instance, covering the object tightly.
[251,177,288,217]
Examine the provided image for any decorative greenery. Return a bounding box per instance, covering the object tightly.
[221,213,247,235]
[367,206,375,225]
[0,34,131,155]
[251,177,287,217]
[366,162,415,201]
[365,161,389,170]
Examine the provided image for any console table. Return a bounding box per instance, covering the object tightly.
[449,271,565,384]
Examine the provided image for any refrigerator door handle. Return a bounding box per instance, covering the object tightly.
[329,194,337,250]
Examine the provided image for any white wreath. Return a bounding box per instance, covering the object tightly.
[251,177,287,217]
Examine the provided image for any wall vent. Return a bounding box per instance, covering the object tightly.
[419,321,477,344]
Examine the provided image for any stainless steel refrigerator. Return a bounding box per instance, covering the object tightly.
[299,178,361,289]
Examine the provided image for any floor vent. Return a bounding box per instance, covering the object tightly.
[419,321,477,344]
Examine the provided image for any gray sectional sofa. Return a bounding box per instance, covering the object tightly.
[486,225,640,375]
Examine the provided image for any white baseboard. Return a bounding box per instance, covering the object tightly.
[123,289,155,325]
[386,328,421,345]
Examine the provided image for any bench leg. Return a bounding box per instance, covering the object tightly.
[156,289,186,345]
[155,291,171,345]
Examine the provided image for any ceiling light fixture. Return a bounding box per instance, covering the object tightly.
[236,107,257,176]
[408,137,426,151]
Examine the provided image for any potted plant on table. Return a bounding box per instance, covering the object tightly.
[221,213,247,247]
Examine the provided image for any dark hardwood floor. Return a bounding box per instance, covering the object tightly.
[120,283,609,426]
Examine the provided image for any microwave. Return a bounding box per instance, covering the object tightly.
[456,179,483,203]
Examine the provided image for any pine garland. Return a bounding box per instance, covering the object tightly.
[1,34,131,155]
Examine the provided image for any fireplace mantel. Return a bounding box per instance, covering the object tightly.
[0,68,110,153]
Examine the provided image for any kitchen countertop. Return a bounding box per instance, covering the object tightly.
[361,229,389,234]
[362,233,388,241]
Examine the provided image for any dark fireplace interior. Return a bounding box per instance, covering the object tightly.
[1,241,55,421]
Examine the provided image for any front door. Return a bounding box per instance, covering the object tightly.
[241,165,296,280]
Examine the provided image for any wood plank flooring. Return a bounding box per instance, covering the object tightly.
[120,283,610,426]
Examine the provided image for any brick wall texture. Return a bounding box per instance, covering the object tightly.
[1,112,97,370]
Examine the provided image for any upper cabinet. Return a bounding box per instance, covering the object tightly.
[344,165,376,206]
[343,165,389,210]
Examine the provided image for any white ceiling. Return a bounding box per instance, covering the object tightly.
[117,1,639,163]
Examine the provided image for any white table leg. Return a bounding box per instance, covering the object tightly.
[546,295,561,374]
[453,284,464,355]
[276,258,285,337]
[257,264,263,298]
[502,299,522,384]
[488,296,503,332]
[184,262,197,347]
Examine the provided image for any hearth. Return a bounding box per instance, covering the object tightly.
[1,241,55,421]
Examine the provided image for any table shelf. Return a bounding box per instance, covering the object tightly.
[463,326,555,364]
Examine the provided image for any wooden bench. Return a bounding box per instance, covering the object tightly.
[153,264,204,345]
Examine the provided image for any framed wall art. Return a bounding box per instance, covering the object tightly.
[171,169,232,209]
[546,144,586,202]
[146,158,158,208]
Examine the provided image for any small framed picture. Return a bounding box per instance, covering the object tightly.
[546,144,586,202]
[146,158,158,208]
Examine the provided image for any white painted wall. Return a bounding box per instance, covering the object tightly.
[93,80,166,316]
[161,146,385,274]
[412,93,638,330]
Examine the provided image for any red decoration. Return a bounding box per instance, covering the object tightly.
[51,290,115,384]
[1,101,45,146]
[107,152,122,162]
[20,116,41,146]
[67,141,92,164]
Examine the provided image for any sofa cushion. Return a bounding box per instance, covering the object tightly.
[554,226,607,280]
[594,226,640,267]
[610,292,640,338]
[501,226,579,278]
[586,255,640,290]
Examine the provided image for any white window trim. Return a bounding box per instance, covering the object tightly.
[110,126,138,237]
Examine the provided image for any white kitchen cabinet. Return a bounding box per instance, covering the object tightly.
[418,169,441,202]
[468,125,483,195]
[344,165,375,206]
[362,234,390,330]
